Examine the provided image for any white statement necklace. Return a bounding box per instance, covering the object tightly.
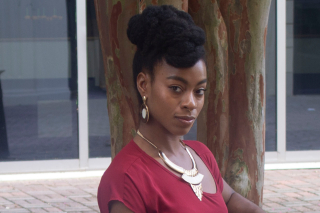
[137,130,204,201]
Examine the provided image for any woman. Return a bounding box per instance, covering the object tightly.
[98,5,265,213]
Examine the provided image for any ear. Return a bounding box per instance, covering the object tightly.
[136,71,151,97]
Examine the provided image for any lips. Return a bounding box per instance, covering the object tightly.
[175,115,195,125]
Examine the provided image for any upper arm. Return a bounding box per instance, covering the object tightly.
[221,178,235,204]
[109,201,134,213]
[221,179,265,213]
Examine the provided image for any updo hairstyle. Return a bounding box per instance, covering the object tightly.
[127,5,206,101]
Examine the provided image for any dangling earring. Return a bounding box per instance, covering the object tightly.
[140,96,149,123]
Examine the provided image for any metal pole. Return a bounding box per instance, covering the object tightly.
[0,70,9,158]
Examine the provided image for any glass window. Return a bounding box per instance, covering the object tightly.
[0,0,79,161]
[266,0,277,151]
[286,0,320,150]
[87,0,111,158]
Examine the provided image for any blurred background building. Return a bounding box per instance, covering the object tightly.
[0,0,319,174]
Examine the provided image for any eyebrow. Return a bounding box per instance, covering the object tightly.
[166,76,207,85]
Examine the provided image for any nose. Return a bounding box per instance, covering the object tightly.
[181,91,197,111]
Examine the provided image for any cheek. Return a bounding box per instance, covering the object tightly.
[149,88,177,115]
[196,98,205,113]
[199,98,205,109]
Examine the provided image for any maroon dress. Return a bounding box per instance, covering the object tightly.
[98,140,228,213]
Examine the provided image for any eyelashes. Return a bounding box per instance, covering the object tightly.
[170,86,182,93]
[169,86,207,96]
[196,89,207,95]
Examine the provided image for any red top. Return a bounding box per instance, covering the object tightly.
[98,140,228,213]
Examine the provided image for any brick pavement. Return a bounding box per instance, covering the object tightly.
[0,169,319,213]
[263,169,320,213]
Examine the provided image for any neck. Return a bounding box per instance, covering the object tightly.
[137,121,182,155]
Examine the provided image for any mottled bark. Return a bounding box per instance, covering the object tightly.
[217,0,270,206]
[94,0,140,158]
[189,0,230,178]
[190,0,270,206]
[140,0,188,12]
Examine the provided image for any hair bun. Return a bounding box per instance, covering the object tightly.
[127,6,161,49]
[129,5,206,93]
[127,5,205,55]
[127,14,146,47]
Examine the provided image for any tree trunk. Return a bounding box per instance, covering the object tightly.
[189,0,230,178]
[140,0,188,12]
[190,0,271,206]
[94,0,140,158]
[95,0,271,206]
[219,0,270,206]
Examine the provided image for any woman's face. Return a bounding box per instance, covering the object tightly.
[144,59,207,136]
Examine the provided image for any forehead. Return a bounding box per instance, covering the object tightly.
[153,60,207,81]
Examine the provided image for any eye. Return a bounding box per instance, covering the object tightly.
[170,86,182,93]
[195,88,207,96]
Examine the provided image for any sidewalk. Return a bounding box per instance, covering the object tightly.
[263,169,320,213]
[0,169,319,213]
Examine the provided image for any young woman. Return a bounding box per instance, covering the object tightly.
[98,5,265,213]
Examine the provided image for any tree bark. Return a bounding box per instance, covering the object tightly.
[94,0,140,158]
[140,0,188,12]
[190,0,271,205]
[189,0,230,178]
[218,0,270,206]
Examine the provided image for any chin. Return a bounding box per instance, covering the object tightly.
[170,126,192,137]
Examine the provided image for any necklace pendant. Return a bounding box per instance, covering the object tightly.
[190,183,203,201]
[182,173,204,185]
[182,173,204,201]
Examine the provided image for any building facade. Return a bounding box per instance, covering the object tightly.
[0,0,319,174]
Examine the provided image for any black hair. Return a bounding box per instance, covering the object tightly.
[127,5,206,101]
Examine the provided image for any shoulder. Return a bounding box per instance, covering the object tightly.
[100,140,145,183]
[97,140,148,213]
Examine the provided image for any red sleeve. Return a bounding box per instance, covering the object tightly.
[98,168,146,213]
